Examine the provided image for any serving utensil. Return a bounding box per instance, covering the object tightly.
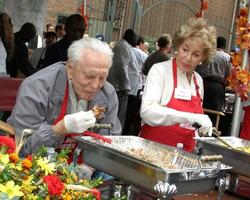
[212,130,236,150]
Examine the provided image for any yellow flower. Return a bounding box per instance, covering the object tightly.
[62,193,72,200]
[21,175,37,194]
[0,153,9,166]
[0,180,24,199]
[36,157,55,175]
[23,194,39,200]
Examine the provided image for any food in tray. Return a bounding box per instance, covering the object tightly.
[217,142,250,154]
[235,146,250,154]
[91,105,106,119]
[128,147,177,169]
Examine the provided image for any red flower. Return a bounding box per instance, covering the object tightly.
[43,175,65,196]
[0,136,16,153]
[88,188,101,200]
[26,155,33,161]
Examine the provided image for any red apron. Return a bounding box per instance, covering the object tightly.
[240,106,250,140]
[53,81,84,163]
[140,59,203,152]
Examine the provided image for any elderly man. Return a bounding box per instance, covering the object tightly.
[8,37,121,158]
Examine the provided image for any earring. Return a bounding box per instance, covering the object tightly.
[199,61,202,65]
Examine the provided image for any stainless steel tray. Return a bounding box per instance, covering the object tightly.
[197,136,250,177]
[76,136,230,196]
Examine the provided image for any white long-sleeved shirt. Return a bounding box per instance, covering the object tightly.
[140,59,204,126]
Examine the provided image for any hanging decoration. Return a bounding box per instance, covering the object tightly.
[79,2,88,30]
[227,1,250,101]
[195,0,208,18]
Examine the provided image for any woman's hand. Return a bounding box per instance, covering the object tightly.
[189,114,213,136]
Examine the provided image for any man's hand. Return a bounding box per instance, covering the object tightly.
[64,111,96,133]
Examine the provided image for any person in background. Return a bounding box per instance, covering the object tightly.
[8,37,121,160]
[7,22,37,77]
[133,36,148,87]
[143,34,172,76]
[140,18,216,152]
[107,29,139,131]
[0,13,15,121]
[0,34,7,77]
[41,23,55,43]
[107,29,140,129]
[109,41,117,49]
[43,14,86,68]
[30,31,57,69]
[143,41,150,54]
[123,36,148,135]
[196,36,232,119]
[46,23,54,32]
[55,24,65,41]
[0,12,14,77]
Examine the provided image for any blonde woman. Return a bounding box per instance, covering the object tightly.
[140,18,216,152]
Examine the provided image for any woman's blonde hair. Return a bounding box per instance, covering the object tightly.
[173,17,216,62]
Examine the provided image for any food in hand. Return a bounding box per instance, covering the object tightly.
[91,105,106,119]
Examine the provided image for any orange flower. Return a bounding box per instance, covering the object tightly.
[201,2,208,10]
[227,6,250,101]
[22,158,32,170]
[9,153,19,163]
[236,69,249,84]
[237,16,248,29]
[240,7,248,17]
[230,52,242,67]
[45,196,50,200]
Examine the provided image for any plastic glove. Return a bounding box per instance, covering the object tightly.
[75,164,95,180]
[64,111,96,133]
[189,114,213,137]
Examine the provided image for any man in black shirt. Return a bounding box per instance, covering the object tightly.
[43,14,86,68]
[7,23,37,77]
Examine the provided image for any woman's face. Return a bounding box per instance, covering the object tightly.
[176,38,205,73]
[67,49,110,101]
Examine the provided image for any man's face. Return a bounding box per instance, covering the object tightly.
[67,49,110,101]
[46,36,56,46]
[67,20,85,42]
[57,29,65,37]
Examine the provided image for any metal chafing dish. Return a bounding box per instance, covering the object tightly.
[197,136,250,177]
[76,136,230,199]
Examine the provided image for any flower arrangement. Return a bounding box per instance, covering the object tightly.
[0,135,102,200]
[227,3,250,101]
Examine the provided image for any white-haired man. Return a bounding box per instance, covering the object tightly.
[8,38,121,160]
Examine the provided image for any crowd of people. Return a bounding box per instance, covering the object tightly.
[1,11,243,180]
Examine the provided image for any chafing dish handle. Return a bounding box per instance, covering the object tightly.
[83,131,112,144]
[200,155,223,162]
